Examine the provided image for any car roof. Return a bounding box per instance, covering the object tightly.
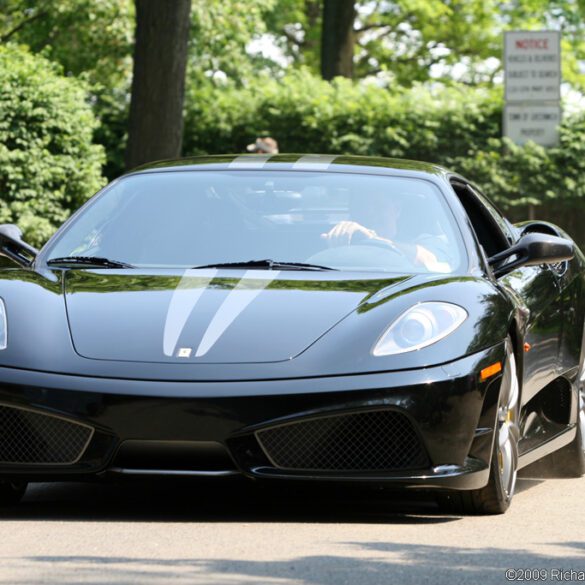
[126,154,454,180]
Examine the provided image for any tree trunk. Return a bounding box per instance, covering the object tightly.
[125,0,192,170]
[320,0,356,80]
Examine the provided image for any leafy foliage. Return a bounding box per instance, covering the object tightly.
[0,45,105,246]
[0,0,134,89]
[0,0,281,181]
[190,0,277,83]
[184,69,501,162]
[264,0,585,89]
[0,0,135,183]
[452,116,585,240]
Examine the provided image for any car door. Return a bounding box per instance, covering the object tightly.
[516,222,585,377]
[450,180,563,406]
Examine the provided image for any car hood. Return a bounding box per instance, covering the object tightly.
[64,269,412,364]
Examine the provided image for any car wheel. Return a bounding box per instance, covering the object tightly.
[0,480,27,506]
[440,338,519,515]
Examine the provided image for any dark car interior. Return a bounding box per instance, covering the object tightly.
[450,180,512,258]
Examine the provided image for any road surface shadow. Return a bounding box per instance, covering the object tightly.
[0,476,543,524]
[7,541,585,585]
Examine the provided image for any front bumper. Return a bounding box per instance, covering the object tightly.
[0,343,505,490]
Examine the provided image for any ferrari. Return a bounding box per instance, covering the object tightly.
[0,154,583,514]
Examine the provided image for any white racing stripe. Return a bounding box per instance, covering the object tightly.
[195,270,279,357]
[163,269,218,357]
[292,154,337,171]
[228,155,273,169]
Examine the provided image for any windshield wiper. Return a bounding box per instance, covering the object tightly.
[47,256,134,269]
[193,259,337,271]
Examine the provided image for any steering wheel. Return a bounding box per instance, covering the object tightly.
[350,230,407,259]
[307,243,413,272]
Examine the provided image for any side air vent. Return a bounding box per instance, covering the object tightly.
[0,404,94,465]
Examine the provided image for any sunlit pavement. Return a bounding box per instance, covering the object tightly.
[0,476,583,584]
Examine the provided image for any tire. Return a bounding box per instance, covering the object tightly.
[0,480,27,506]
[439,338,519,515]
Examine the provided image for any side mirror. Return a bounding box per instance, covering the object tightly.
[0,224,39,268]
[488,232,574,278]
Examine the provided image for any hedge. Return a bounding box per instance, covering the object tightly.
[0,45,105,247]
[183,70,502,164]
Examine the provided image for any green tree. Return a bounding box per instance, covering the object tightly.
[264,0,322,70]
[0,0,280,178]
[321,0,356,79]
[125,0,192,169]
[190,0,276,83]
[0,0,133,89]
[0,0,134,179]
[0,45,105,246]
[264,0,585,88]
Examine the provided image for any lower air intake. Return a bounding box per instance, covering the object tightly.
[256,409,429,472]
[0,404,93,465]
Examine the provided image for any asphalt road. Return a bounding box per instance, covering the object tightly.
[0,475,583,585]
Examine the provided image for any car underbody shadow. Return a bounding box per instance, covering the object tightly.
[0,479,466,524]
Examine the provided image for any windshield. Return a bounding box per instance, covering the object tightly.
[45,170,466,273]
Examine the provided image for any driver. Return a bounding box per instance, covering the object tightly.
[321,191,452,272]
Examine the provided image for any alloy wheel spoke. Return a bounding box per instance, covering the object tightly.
[499,439,513,495]
[498,422,510,449]
[579,389,585,451]
[497,346,519,503]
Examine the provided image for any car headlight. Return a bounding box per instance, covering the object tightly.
[373,302,467,356]
[0,299,6,350]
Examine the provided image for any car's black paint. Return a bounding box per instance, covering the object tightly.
[0,154,583,497]
[0,344,503,489]
[1,268,510,377]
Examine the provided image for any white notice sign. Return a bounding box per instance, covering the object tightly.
[504,104,561,147]
[505,31,561,102]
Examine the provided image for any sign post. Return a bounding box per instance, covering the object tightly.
[504,30,561,147]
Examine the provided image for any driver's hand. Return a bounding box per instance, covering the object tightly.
[321,221,377,246]
[415,245,451,272]
[414,245,438,266]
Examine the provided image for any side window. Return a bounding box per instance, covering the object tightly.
[469,186,516,245]
[450,180,510,259]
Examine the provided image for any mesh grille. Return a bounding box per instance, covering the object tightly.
[256,410,429,472]
[0,405,93,465]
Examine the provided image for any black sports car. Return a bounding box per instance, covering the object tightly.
[0,154,583,514]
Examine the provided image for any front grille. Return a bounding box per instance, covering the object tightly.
[256,409,429,472]
[0,405,93,465]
